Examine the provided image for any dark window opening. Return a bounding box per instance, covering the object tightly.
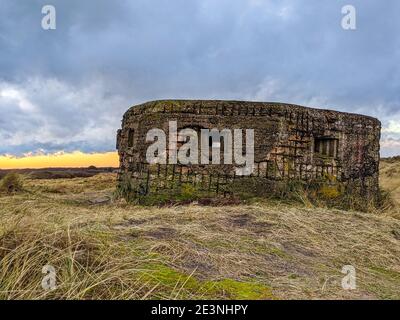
[127,129,135,148]
[314,137,338,158]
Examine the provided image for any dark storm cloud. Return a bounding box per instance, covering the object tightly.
[0,0,399,156]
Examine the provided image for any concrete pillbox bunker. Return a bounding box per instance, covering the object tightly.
[116,100,381,204]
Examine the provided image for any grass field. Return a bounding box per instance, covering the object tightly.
[0,163,399,300]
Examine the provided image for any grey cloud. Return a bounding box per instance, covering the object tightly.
[0,0,399,156]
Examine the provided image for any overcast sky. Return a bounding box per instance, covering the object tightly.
[0,0,399,157]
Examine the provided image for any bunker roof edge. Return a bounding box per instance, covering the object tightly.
[122,99,381,126]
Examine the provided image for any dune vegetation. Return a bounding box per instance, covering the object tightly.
[0,161,399,300]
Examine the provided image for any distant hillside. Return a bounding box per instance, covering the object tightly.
[0,167,118,180]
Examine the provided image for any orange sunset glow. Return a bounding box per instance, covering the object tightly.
[0,151,119,169]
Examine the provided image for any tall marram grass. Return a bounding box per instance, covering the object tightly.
[1,172,399,299]
[0,216,167,299]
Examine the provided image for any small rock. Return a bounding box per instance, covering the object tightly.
[89,196,111,205]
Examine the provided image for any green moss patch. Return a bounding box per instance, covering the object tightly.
[139,263,276,300]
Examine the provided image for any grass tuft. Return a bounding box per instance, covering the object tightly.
[0,173,24,194]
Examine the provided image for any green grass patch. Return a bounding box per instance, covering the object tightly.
[369,266,400,280]
[139,263,276,300]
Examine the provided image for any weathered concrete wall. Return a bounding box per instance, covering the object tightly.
[117,100,381,204]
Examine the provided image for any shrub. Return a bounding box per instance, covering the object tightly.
[178,183,197,201]
[115,173,136,202]
[319,185,341,199]
[0,173,24,194]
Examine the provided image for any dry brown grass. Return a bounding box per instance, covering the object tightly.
[380,159,400,219]
[0,172,399,300]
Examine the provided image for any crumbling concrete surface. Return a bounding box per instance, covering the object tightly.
[116,100,381,206]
